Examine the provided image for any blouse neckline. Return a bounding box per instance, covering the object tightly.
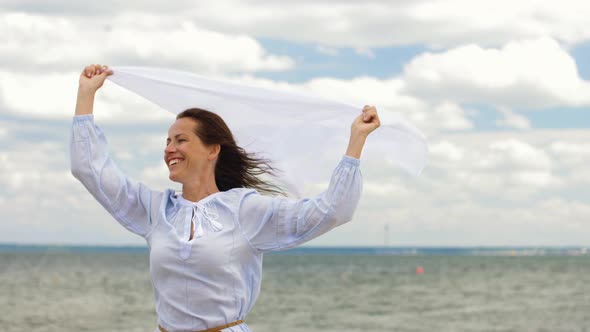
[175,191,224,207]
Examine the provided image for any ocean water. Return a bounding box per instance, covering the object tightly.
[1,249,590,332]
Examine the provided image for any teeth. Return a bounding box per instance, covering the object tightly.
[169,159,179,166]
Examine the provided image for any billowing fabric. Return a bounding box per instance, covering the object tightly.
[107,66,427,196]
[70,115,362,332]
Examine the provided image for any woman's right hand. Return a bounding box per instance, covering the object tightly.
[75,64,113,116]
[79,64,113,94]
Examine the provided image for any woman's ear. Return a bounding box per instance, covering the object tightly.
[208,144,221,161]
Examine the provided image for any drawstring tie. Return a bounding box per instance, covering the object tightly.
[190,202,223,239]
[180,202,222,260]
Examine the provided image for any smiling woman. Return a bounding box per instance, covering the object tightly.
[70,63,379,332]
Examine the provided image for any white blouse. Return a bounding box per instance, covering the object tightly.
[70,114,363,332]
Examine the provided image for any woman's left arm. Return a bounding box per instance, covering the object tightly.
[238,106,380,252]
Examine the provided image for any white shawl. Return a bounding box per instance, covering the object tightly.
[107,66,428,196]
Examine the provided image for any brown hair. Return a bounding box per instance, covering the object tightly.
[176,108,284,196]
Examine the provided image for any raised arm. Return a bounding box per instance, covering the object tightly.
[238,106,381,252]
[71,64,157,237]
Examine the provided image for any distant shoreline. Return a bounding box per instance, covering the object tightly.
[1,244,588,256]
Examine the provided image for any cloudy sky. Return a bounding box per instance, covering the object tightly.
[1,0,589,247]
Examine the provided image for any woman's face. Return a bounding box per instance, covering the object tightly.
[164,118,215,184]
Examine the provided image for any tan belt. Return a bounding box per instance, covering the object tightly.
[158,320,244,332]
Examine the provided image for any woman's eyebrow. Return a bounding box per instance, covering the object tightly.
[167,134,187,141]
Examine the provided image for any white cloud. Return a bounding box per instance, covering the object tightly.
[362,179,415,198]
[405,0,590,48]
[496,107,531,130]
[183,1,590,49]
[431,101,474,130]
[548,141,590,179]
[0,70,78,118]
[420,132,575,202]
[550,141,590,159]
[355,47,375,59]
[512,170,561,187]
[6,1,590,49]
[0,12,294,74]
[480,139,551,171]
[140,163,178,192]
[430,140,465,162]
[315,45,339,56]
[0,142,67,192]
[0,69,173,120]
[402,37,590,109]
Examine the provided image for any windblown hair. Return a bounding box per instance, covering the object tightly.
[177,108,284,196]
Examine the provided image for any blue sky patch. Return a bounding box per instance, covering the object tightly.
[571,41,590,81]
[257,38,425,82]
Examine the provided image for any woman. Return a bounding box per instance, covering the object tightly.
[71,64,380,332]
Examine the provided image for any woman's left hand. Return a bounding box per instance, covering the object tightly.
[345,105,381,159]
[351,105,381,138]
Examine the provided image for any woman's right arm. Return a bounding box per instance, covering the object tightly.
[71,64,156,237]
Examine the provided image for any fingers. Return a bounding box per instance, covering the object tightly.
[351,105,381,137]
[361,105,379,123]
[83,64,100,78]
[83,66,92,78]
[82,64,113,78]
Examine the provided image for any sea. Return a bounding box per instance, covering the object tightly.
[1,245,589,332]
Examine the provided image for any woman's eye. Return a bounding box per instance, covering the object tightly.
[178,139,186,142]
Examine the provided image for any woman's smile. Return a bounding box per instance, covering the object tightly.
[167,157,184,168]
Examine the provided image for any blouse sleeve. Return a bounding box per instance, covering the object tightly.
[70,115,155,237]
[238,155,362,252]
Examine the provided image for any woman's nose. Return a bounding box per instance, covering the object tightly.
[165,143,175,153]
